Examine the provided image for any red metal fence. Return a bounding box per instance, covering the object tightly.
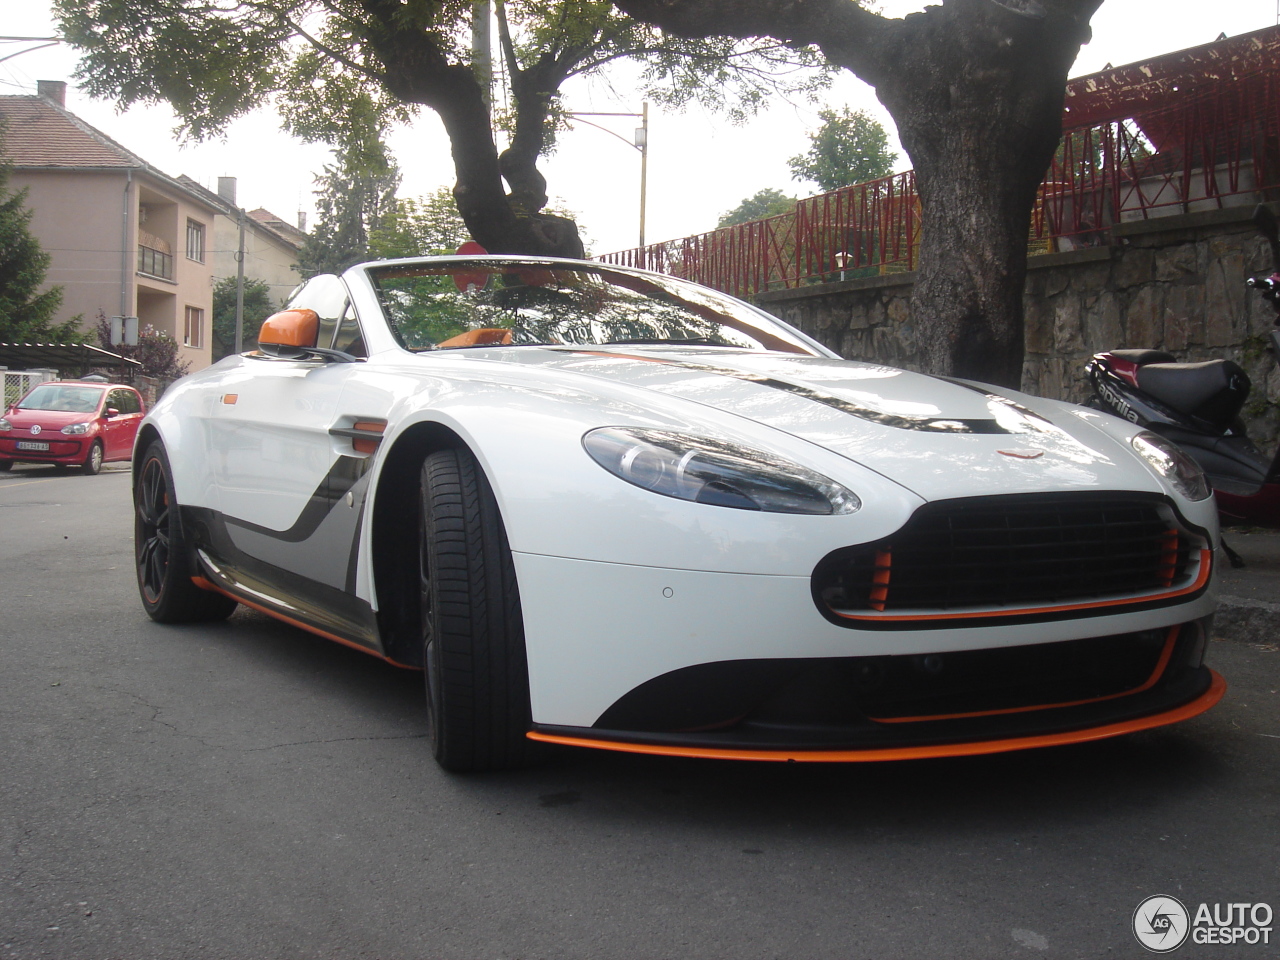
[601,26,1280,300]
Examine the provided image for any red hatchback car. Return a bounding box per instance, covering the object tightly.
[0,380,145,475]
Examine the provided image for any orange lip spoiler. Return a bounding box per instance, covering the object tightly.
[527,672,1226,763]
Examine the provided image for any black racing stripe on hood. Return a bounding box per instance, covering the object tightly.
[559,349,1037,435]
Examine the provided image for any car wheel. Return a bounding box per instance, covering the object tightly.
[0,460,11,471]
[82,440,104,476]
[134,440,238,623]
[419,447,538,772]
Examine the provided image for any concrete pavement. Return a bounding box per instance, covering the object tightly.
[1215,529,1280,645]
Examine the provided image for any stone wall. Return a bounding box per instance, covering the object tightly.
[756,205,1280,450]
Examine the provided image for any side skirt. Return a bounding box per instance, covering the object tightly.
[183,507,418,671]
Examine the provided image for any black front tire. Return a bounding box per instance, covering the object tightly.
[134,440,238,623]
[0,460,11,472]
[419,447,538,772]
[82,440,104,476]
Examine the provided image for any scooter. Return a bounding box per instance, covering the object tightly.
[1085,205,1280,564]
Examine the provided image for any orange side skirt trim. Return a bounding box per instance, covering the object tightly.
[831,548,1213,623]
[525,671,1226,763]
[190,575,421,671]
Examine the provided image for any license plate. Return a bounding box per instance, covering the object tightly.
[16,441,50,451]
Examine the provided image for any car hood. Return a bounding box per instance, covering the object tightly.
[4,408,99,428]
[459,345,1160,501]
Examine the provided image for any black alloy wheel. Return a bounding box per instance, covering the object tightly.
[134,440,237,623]
[419,447,539,772]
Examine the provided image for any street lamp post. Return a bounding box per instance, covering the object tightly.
[564,104,649,254]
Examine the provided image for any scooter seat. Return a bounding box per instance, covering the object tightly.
[1135,359,1250,427]
[1110,348,1177,366]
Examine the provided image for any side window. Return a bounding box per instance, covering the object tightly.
[120,390,142,414]
[106,389,127,412]
[333,305,367,359]
[284,275,349,350]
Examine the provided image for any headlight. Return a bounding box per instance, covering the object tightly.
[1130,431,1211,501]
[583,426,861,515]
[0,418,10,431]
[61,422,92,435]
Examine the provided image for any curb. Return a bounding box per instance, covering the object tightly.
[1214,596,1280,645]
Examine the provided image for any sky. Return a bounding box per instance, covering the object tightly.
[3,1,1278,256]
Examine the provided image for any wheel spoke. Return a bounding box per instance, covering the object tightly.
[139,462,164,525]
[136,457,173,601]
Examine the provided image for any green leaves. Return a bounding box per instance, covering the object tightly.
[368,188,471,259]
[296,132,402,278]
[55,0,293,141]
[717,188,796,229]
[51,0,830,256]
[211,277,274,361]
[787,106,896,193]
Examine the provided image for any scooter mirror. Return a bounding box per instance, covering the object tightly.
[1253,204,1280,271]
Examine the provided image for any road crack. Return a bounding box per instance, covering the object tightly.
[112,689,426,751]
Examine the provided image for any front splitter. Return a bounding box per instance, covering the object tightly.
[526,670,1226,763]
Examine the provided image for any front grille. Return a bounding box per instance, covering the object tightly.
[815,493,1200,617]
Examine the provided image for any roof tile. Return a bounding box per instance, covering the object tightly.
[0,95,145,168]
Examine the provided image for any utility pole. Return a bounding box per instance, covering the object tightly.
[234,208,247,354]
[565,104,650,256]
[637,103,648,251]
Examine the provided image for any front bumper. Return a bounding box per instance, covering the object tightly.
[514,552,1221,759]
[0,436,91,464]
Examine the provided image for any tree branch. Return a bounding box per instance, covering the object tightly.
[613,0,892,81]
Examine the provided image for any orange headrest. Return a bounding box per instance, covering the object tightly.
[436,327,512,348]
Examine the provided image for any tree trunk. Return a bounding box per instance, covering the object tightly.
[871,0,1095,387]
[362,0,585,258]
[614,0,1102,387]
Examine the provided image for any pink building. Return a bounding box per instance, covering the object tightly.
[0,82,218,371]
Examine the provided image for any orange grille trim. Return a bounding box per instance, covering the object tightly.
[830,548,1212,623]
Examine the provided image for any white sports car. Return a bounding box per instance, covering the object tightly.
[132,257,1224,771]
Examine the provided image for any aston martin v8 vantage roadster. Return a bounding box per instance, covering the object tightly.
[132,257,1224,771]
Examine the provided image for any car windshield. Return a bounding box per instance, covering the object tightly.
[18,384,105,413]
[367,261,818,355]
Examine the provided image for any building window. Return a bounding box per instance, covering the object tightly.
[186,219,205,263]
[184,306,204,348]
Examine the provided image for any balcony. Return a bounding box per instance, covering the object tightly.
[136,244,174,281]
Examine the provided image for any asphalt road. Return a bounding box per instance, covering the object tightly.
[2,463,1277,960]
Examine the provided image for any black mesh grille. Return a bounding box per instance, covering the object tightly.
[815,494,1197,615]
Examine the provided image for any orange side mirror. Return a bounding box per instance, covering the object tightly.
[259,308,320,355]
